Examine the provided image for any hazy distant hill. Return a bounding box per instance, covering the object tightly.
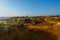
[0,17,11,20]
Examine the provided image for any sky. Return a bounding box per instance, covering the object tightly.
[0,0,60,17]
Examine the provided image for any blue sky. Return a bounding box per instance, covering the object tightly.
[0,0,60,17]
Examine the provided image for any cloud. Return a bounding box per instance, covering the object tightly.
[0,0,19,17]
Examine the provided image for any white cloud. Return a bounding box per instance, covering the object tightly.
[0,0,19,17]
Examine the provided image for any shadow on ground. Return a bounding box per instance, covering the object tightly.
[0,24,58,40]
